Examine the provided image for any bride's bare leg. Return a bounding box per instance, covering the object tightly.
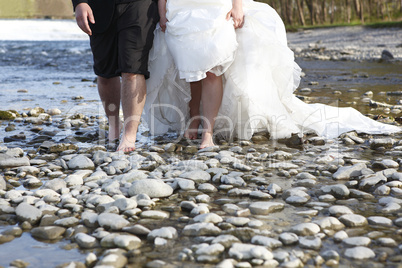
[200,72,223,149]
[185,81,202,139]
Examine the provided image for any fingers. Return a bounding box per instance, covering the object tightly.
[226,11,231,21]
[75,3,93,36]
[232,17,244,29]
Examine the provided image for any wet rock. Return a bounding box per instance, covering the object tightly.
[290,223,320,236]
[15,203,42,224]
[320,184,350,198]
[114,234,141,250]
[332,163,366,180]
[339,214,368,227]
[98,213,129,231]
[67,155,95,170]
[0,154,30,168]
[299,236,322,250]
[54,217,79,228]
[147,227,178,241]
[228,243,273,261]
[328,205,354,217]
[31,226,66,240]
[75,233,98,248]
[313,217,345,231]
[278,232,299,245]
[128,179,173,198]
[248,202,284,215]
[381,49,394,60]
[182,223,221,236]
[251,236,282,249]
[367,216,393,227]
[0,175,6,191]
[344,246,375,260]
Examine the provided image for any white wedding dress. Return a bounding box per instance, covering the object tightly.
[144,0,400,140]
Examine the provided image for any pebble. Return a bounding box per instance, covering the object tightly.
[344,246,375,260]
[128,179,173,198]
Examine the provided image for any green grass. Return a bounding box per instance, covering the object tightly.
[285,20,402,32]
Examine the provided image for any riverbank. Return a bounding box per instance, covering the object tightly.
[0,20,402,268]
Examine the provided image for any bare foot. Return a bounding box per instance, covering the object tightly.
[116,129,136,153]
[108,120,123,143]
[199,132,215,149]
[184,119,201,140]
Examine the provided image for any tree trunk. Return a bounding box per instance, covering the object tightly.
[321,0,328,23]
[305,0,315,24]
[330,0,335,23]
[296,0,306,25]
[345,0,351,23]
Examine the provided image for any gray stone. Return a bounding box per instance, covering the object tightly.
[343,237,371,247]
[43,178,67,192]
[251,235,282,249]
[114,234,141,250]
[128,179,173,198]
[15,202,42,224]
[81,211,99,228]
[182,223,221,236]
[98,213,129,231]
[147,227,178,241]
[339,214,368,227]
[68,155,95,170]
[193,213,223,224]
[228,243,273,261]
[0,155,30,168]
[320,184,350,198]
[359,172,387,191]
[54,217,79,228]
[367,216,393,227]
[278,232,299,245]
[249,202,284,215]
[0,175,6,191]
[313,217,345,231]
[299,236,322,250]
[212,235,241,248]
[75,232,98,248]
[31,226,66,240]
[328,205,354,217]
[332,163,366,180]
[290,223,320,236]
[344,246,375,260]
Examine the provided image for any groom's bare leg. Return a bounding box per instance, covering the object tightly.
[97,76,122,143]
[185,81,202,139]
[117,73,146,152]
[200,72,223,149]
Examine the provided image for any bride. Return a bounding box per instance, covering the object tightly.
[144,0,400,148]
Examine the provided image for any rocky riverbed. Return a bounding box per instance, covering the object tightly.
[1,23,402,268]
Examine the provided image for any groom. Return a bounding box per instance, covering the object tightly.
[72,0,159,152]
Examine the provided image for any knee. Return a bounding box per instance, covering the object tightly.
[122,73,143,82]
[205,72,220,81]
[98,76,119,87]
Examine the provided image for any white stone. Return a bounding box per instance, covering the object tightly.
[249,202,284,215]
[251,236,282,249]
[147,227,178,240]
[128,179,173,198]
[344,247,375,260]
[75,233,97,248]
[114,235,141,250]
[15,202,42,224]
[343,237,371,247]
[193,213,223,224]
[339,214,368,227]
[290,223,321,236]
[98,213,129,231]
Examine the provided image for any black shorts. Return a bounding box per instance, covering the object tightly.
[89,0,159,79]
